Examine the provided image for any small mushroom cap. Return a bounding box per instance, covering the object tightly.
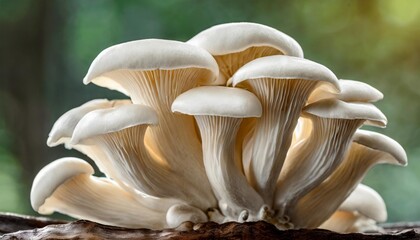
[166,204,207,228]
[172,86,262,118]
[308,79,384,104]
[335,79,384,102]
[83,39,219,84]
[231,55,339,91]
[71,104,158,145]
[47,99,132,147]
[30,157,94,212]
[353,129,408,166]
[303,99,387,127]
[187,22,303,57]
[47,99,110,147]
[340,184,387,222]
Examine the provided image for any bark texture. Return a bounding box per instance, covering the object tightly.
[0,213,66,235]
[1,213,419,240]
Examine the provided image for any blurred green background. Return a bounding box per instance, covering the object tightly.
[0,0,419,223]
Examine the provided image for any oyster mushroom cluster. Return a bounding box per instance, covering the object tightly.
[30,22,407,233]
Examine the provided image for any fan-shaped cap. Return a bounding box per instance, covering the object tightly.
[340,184,387,222]
[172,86,262,118]
[308,79,384,104]
[47,99,109,147]
[187,22,303,57]
[353,130,407,166]
[30,157,94,212]
[303,99,387,127]
[71,104,158,145]
[30,157,172,229]
[83,39,219,84]
[231,55,339,91]
[47,99,131,147]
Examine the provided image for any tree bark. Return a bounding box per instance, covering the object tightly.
[0,0,50,200]
[0,213,66,235]
[0,213,419,240]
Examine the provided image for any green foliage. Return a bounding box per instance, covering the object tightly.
[0,120,23,213]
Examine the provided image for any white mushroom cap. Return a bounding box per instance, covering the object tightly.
[353,129,408,166]
[340,184,387,222]
[30,157,173,229]
[47,99,130,147]
[166,204,208,228]
[71,104,158,145]
[172,86,262,118]
[308,79,384,104]
[231,55,339,90]
[189,22,303,86]
[83,39,219,87]
[303,99,387,127]
[30,157,94,213]
[188,22,303,57]
[295,80,383,145]
[331,79,384,102]
[46,99,135,184]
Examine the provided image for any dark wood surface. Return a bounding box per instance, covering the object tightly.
[1,212,419,239]
[0,212,67,235]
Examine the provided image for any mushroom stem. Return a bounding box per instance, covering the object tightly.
[292,117,313,146]
[290,139,404,228]
[195,115,264,220]
[275,117,364,218]
[237,118,256,176]
[247,79,318,203]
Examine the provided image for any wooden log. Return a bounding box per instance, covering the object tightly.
[0,212,66,235]
[1,213,419,239]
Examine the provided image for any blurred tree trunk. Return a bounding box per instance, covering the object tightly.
[0,0,50,207]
